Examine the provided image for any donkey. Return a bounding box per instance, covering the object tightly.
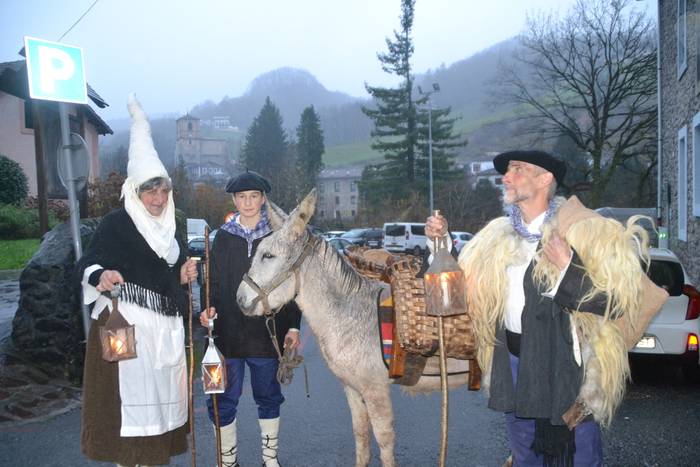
[237,190,470,467]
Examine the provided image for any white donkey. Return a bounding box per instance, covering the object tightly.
[237,190,470,467]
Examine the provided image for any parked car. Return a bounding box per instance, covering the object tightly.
[187,236,206,257]
[450,231,473,253]
[322,230,346,240]
[187,218,210,243]
[383,222,426,256]
[341,228,383,248]
[328,237,353,256]
[629,248,700,382]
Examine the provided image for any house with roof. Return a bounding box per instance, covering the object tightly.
[0,58,112,215]
[317,166,362,221]
[657,0,700,285]
[174,114,230,181]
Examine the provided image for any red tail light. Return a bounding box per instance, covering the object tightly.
[683,284,700,320]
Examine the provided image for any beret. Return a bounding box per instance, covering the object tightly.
[225,170,271,194]
[493,150,566,185]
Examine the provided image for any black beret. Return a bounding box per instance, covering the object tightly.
[225,170,271,194]
[493,150,566,185]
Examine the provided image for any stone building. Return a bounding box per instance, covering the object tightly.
[658,0,700,284]
[317,167,361,221]
[174,114,229,181]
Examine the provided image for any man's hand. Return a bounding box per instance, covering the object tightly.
[543,232,572,271]
[425,213,448,240]
[199,307,217,328]
[284,329,300,351]
[180,259,198,284]
[96,270,124,292]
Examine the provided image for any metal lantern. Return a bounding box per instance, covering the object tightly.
[202,335,227,394]
[424,236,467,317]
[99,284,137,362]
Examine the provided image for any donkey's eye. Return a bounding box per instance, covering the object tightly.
[262,252,275,260]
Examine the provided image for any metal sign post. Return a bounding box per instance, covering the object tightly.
[24,36,91,338]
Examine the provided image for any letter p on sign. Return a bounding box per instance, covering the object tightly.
[24,36,88,104]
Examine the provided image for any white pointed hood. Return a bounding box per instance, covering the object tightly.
[121,93,179,264]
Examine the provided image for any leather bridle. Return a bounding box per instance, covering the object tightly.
[240,233,320,318]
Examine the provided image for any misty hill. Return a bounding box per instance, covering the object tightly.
[191,67,372,146]
[101,38,527,170]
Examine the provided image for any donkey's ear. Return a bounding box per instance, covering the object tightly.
[265,200,288,231]
[289,189,317,237]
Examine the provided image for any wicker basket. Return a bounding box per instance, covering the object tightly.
[389,258,476,360]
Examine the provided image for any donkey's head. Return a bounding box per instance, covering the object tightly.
[236,189,317,317]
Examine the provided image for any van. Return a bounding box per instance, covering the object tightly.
[187,218,210,243]
[383,222,427,255]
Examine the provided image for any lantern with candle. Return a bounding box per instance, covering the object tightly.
[99,284,137,362]
[423,236,467,317]
[202,330,227,394]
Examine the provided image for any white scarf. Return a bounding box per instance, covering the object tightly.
[121,178,180,265]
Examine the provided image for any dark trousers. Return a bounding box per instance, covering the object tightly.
[207,357,284,426]
[506,353,603,466]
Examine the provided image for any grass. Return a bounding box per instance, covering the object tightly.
[0,238,40,270]
[323,140,384,167]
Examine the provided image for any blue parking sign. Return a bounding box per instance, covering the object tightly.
[24,36,88,104]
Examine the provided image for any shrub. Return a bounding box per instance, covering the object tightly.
[0,204,58,239]
[0,155,29,205]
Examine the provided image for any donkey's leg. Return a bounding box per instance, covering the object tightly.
[344,385,371,467]
[363,384,395,467]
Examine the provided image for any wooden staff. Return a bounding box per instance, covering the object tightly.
[187,271,198,467]
[205,226,223,467]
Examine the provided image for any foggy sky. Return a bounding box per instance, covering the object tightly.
[0,0,656,120]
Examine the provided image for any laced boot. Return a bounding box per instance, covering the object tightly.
[259,417,281,467]
[218,420,239,467]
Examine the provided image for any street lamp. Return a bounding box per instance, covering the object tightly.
[417,83,440,213]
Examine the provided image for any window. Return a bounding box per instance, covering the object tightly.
[335,196,340,205]
[678,126,688,240]
[351,210,356,217]
[495,177,503,185]
[472,163,481,173]
[351,182,357,192]
[187,121,193,131]
[320,210,325,218]
[693,112,700,216]
[334,181,340,192]
[678,0,687,78]
[411,225,425,236]
[351,195,356,204]
[335,210,341,219]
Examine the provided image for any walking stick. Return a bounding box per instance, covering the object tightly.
[204,227,224,467]
[423,211,468,467]
[187,273,198,467]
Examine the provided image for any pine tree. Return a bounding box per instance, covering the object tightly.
[362,0,464,204]
[241,97,295,209]
[295,106,325,198]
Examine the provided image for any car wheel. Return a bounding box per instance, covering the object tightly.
[413,246,422,257]
[681,363,700,384]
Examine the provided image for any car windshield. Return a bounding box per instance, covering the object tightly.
[342,229,365,238]
[647,259,684,296]
[385,225,405,236]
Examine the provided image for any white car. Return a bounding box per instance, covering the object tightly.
[383,222,427,256]
[629,248,700,382]
[450,231,473,253]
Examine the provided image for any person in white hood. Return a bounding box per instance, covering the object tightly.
[78,94,197,466]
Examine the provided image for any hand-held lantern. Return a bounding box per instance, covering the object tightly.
[99,284,137,362]
[424,219,467,317]
[202,319,226,393]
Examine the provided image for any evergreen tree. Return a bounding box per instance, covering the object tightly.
[362,0,464,204]
[241,97,295,209]
[295,106,325,198]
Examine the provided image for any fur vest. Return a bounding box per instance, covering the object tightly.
[459,196,668,427]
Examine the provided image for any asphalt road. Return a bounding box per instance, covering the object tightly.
[0,325,698,467]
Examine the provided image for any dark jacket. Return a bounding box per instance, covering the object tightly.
[488,251,608,425]
[207,229,302,358]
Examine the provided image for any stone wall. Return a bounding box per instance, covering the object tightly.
[10,219,99,382]
[659,1,700,285]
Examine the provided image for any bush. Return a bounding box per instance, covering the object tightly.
[0,155,29,205]
[0,204,58,240]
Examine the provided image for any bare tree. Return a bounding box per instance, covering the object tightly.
[496,0,656,207]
